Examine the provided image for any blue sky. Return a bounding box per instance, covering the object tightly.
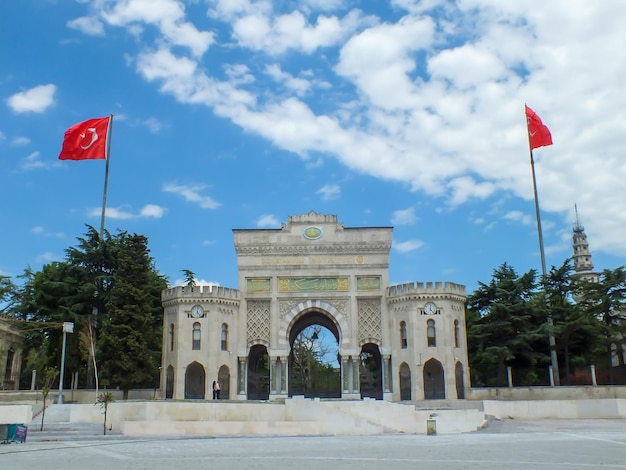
[1,0,625,294]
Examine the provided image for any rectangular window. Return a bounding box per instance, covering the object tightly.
[192,322,201,350]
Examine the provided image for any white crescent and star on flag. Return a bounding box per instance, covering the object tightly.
[79,128,99,150]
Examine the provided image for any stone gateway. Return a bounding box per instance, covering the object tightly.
[160,212,469,402]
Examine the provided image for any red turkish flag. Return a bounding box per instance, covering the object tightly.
[525,105,553,150]
[58,116,110,160]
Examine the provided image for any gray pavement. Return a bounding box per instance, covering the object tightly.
[1,419,625,469]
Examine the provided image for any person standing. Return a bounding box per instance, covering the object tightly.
[212,380,217,400]
[215,380,221,400]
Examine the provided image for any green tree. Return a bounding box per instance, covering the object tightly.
[98,233,159,398]
[64,226,117,389]
[0,275,18,313]
[11,226,166,395]
[181,269,196,287]
[545,260,602,384]
[467,263,548,386]
[578,267,626,382]
[39,367,58,431]
[96,391,115,435]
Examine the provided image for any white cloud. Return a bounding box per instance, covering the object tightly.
[301,0,345,11]
[265,64,311,96]
[391,208,417,226]
[89,204,166,219]
[95,207,134,220]
[316,184,341,200]
[232,9,370,55]
[21,151,46,171]
[163,183,220,209]
[256,214,280,227]
[67,16,105,36]
[208,0,272,23]
[171,278,220,288]
[143,117,163,133]
[11,137,30,146]
[503,210,533,226]
[140,204,166,218]
[6,84,56,113]
[393,239,425,253]
[100,0,214,57]
[428,44,509,90]
[35,252,57,264]
[447,177,496,206]
[31,226,65,238]
[89,1,626,259]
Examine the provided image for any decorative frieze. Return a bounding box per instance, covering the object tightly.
[278,277,349,292]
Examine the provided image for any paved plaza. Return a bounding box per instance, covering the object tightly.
[1,419,624,470]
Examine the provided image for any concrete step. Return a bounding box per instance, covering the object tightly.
[28,404,72,425]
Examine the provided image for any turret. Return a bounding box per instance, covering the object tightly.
[572,204,599,283]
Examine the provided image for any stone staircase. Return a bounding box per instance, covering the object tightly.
[3,398,488,438]
[98,398,487,437]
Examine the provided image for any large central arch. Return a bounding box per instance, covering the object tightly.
[288,310,341,398]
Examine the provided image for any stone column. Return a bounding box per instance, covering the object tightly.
[382,354,392,393]
[279,357,287,394]
[342,357,350,393]
[270,356,277,394]
[237,356,247,397]
[352,356,360,395]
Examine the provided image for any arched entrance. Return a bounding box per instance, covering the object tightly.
[360,343,383,400]
[185,361,205,399]
[165,365,174,399]
[247,344,270,400]
[455,361,465,399]
[399,362,411,401]
[423,358,445,400]
[218,365,230,400]
[288,310,341,398]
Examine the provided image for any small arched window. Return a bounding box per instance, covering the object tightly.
[4,348,15,381]
[169,323,175,351]
[454,319,460,348]
[192,322,201,350]
[427,319,436,347]
[221,323,228,351]
[400,321,408,349]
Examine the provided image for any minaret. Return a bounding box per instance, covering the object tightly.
[572,204,599,283]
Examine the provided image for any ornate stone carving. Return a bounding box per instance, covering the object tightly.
[327,299,348,317]
[279,300,300,320]
[358,298,382,343]
[247,300,270,343]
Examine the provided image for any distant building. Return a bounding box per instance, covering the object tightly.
[0,316,22,390]
[571,206,625,368]
[161,212,470,402]
[572,204,599,284]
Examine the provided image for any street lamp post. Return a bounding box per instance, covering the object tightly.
[58,322,74,404]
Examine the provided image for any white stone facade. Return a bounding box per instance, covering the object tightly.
[161,212,470,402]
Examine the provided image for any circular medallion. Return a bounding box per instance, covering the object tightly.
[303,226,322,240]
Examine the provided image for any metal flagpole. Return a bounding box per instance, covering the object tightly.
[92,114,113,399]
[99,114,114,239]
[527,109,560,386]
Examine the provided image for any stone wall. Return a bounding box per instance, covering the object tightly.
[467,385,626,401]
